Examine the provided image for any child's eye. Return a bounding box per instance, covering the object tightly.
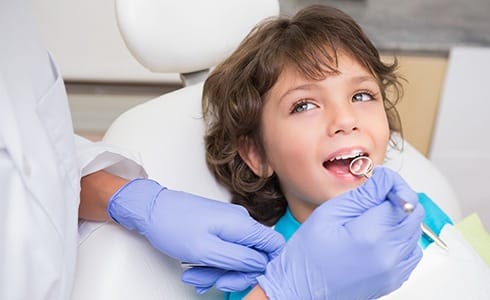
[352,92,374,102]
[291,100,318,113]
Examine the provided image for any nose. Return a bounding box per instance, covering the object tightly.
[327,103,359,136]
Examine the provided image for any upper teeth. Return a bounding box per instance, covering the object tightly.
[329,151,363,162]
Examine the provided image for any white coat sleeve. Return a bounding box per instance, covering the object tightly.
[76,134,148,240]
[75,135,147,180]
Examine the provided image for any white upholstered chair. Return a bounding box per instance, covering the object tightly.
[71,1,462,299]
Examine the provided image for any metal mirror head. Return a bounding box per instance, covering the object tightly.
[349,156,374,178]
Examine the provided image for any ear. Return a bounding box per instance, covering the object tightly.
[238,138,273,178]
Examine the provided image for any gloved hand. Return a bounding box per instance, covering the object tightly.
[183,267,264,294]
[107,178,285,292]
[256,167,424,300]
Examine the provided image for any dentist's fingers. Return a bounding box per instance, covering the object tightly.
[217,219,285,261]
[346,199,423,259]
[323,167,418,219]
[182,267,261,293]
[196,237,270,272]
[368,167,418,206]
[215,271,261,292]
[182,267,226,290]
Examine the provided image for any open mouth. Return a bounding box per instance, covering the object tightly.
[323,152,368,175]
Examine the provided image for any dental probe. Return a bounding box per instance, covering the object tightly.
[349,156,448,250]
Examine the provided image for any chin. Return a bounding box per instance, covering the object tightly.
[329,182,362,199]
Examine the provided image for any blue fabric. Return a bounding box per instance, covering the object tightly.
[274,208,301,242]
[418,193,453,248]
[225,193,452,299]
[224,288,245,300]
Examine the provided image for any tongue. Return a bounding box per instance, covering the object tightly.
[325,159,353,175]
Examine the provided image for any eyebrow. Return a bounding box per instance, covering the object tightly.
[350,75,377,84]
[279,83,317,103]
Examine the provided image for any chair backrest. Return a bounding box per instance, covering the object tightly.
[72,1,463,299]
[115,0,280,74]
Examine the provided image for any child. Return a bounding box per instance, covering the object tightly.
[202,4,490,299]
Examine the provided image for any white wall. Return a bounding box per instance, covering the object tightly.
[430,47,490,230]
[32,0,179,83]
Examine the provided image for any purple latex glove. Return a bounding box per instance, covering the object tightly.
[257,166,424,299]
[183,267,263,294]
[107,178,285,291]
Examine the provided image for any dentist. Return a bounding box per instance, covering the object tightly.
[0,1,423,300]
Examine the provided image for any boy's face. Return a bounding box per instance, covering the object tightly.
[241,52,390,223]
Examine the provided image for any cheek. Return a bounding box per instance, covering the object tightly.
[380,118,390,143]
[263,130,302,166]
[262,123,313,175]
[382,114,391,142]
[373,115,390,164]
[372,106,390,139]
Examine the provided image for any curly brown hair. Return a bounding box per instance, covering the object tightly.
[203,4,404,226]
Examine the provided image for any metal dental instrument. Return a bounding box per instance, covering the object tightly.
[349,156,448,250]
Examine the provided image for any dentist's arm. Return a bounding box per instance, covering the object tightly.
[79,170,127,221]
[79,171,284,290]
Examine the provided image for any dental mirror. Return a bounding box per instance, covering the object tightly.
[349,156,374,178]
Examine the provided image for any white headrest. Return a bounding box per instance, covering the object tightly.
[115,0,280,74]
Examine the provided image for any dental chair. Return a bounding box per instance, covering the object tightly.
[71,1,462,299]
